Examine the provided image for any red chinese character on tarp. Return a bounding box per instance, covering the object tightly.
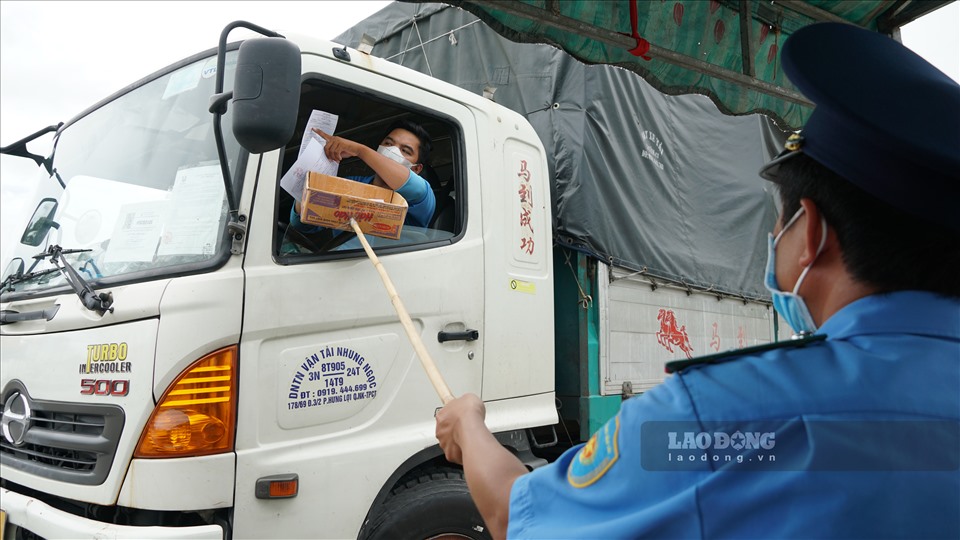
[656,309,694,359]
[710,322,721,351]
[737,325,746,348]
[520,237,535,255]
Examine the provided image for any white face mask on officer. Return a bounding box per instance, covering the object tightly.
[763,207,828,337]
[377,145,415,169]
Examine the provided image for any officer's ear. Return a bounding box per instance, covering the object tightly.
[798,198,831,266]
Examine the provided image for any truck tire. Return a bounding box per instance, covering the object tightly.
[361,467,492,540]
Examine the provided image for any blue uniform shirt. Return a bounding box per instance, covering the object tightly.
[508,291,960,539]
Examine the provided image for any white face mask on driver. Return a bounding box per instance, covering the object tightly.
[377,145,414,169]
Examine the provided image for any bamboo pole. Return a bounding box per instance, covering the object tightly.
[349,218,455,404]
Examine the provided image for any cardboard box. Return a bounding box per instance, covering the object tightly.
[301,173,408,240]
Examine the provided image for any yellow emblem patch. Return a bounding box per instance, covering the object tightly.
[567,415,620,488]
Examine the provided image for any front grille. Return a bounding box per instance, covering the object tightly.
[1,382,124,485]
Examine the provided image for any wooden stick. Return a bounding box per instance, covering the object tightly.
[349,219,455,404]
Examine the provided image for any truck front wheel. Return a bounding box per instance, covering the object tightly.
[361,467,492,540]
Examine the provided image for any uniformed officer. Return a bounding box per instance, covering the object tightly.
[436,22,960,539]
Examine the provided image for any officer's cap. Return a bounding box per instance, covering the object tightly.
[759,22,960,233]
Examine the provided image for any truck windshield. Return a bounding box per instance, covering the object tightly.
[2,51,243,298]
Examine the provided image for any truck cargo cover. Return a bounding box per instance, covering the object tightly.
[437,0,949,131]
[336,2,789,300]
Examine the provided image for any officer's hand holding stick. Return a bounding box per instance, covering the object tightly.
[349,218,455,405]
[349,219,520,539]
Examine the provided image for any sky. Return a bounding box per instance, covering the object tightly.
[1,0,958,267]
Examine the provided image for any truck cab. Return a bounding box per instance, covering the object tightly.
[1,26,556,539]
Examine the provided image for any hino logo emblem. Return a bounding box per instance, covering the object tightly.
[2,391,32,446]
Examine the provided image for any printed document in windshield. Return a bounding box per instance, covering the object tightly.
[157,165,225,256]
[104,200,167,263]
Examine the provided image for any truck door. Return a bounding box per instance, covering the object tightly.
[232,65,485,538]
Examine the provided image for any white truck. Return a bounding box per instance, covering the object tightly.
[0,20,782,539]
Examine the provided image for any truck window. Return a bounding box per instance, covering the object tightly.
[1,51,243,299]
[275,79,461,259]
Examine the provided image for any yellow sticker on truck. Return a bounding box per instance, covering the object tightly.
[80,342,132,397]
[81,342,131,374]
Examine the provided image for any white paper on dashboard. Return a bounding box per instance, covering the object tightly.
[104,200,168,263]
[280,138,340,203]
[157,165,225,256]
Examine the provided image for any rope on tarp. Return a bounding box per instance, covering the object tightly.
[562,248,593,310]
[412,18,434,77]
[386,19,483,66]
[395,18,434,75]
[599,251,769,305]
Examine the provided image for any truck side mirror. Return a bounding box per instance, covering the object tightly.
[2,258,24,283]
[232,37,302,153]
[20,198,59,247]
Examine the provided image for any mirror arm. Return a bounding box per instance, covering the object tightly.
[215,21,284,96]
[0,123,63,175]
[210,90,237,212]
[210,21,286,215]
[209,92,233,115]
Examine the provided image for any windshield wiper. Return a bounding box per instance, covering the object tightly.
[0,267,61,294]
[35,245,114,315]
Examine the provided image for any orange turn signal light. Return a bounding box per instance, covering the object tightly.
[255,474,299,499]
[134,345,237,458]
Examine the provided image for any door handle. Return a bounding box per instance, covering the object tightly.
[0,305,60,325]
[437,329,479,343]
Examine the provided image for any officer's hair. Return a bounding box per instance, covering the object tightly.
[776,153,960,298]
[387,119,432,166]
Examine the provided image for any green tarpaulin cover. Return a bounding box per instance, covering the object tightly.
[441,0,947,129]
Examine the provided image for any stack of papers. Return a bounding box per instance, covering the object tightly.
[279,110,340,202]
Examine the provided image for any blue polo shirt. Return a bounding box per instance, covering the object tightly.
[508,291,960,539]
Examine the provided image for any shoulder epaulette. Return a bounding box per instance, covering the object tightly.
[664,333,827,374]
